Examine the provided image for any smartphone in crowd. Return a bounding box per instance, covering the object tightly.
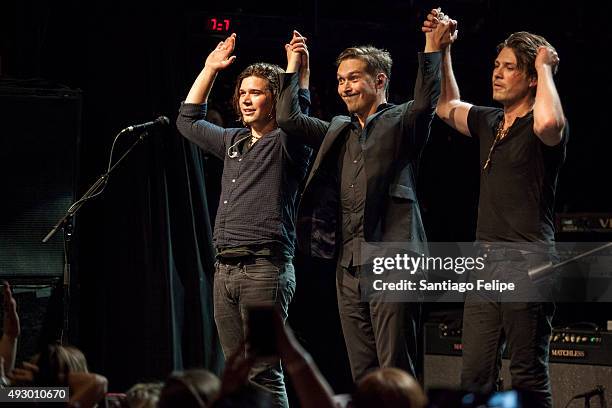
[246,303,278,362]
[104,392,127,407]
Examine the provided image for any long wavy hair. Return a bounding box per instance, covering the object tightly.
[232,62,284,125]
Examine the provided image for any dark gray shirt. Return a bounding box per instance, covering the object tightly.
[176,97,312,257]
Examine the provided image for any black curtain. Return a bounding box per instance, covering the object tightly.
[76,130,224,391]
[0,0,225,391]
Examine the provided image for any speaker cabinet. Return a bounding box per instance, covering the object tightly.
[0,80,81,277]
[425,352,612,407]
[0,276,63,363]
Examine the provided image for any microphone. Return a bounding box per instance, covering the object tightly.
[573,385,605,399]
[122,116,170,133]
[227,134,251,159]
[527,261,554,282]
[527,242,612,282]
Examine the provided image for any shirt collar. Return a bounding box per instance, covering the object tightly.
[350,103,394,128]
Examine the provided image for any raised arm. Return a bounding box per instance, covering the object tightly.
[186,33,236,104]
[277,31,329,149]
[285,31,310,92]
[0,282,19,376]
[423,9,472,136]
[274,312,336,408]
[423,8,456,54]
[400,9,455,153]
[533,46,565,146]
[176,33,239,159]
[68,372,108,408]
[285,30,312,116]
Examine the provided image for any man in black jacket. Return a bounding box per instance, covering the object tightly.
[278,16,455,380]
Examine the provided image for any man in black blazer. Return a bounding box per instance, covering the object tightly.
[278,16,455,381]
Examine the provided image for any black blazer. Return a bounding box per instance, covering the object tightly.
[277,52,442,260]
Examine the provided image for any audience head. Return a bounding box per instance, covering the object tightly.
[31,344,88,386]
[158,369,221,408]
[352,367,427,408]
[126,382,163,408]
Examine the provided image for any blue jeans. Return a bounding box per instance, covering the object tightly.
[213,257,296,408]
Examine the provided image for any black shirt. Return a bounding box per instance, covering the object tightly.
[276,52,441,259]
[176,99,312,258]
[467,106,568,243]
[338,104,393,267]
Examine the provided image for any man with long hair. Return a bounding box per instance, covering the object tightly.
[176,33,311,408]
[424,10,567,407]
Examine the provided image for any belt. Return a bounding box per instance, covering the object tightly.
[217,254,288,265]
[479,247,532,262]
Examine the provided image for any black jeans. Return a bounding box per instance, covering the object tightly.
[336,263,420,382]
[461,249,555,408]
[213,257,296,408]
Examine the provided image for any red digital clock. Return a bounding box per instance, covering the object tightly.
[207,18,231,33]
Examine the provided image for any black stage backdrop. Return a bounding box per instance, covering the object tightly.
[2,0,611,395]
[2,0,229,389]
[70,3,228,388]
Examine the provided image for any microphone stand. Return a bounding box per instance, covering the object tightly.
[42,130,150,343]
[528,242,612,282]
[564,385,607,408]
[599,390,607,408]
[581,386,606,408]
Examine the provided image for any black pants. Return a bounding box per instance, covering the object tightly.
[336,263,420,382]
[461,249,555,408]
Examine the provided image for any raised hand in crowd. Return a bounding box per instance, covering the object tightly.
[7,360,38,385]
[218,340,254,398]
[0,281,20,377]
[272,311,336,408]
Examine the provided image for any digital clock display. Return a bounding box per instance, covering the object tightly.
[207,18,231,32]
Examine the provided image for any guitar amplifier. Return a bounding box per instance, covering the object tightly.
[556,213,612,235]
[424,322,612,407]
